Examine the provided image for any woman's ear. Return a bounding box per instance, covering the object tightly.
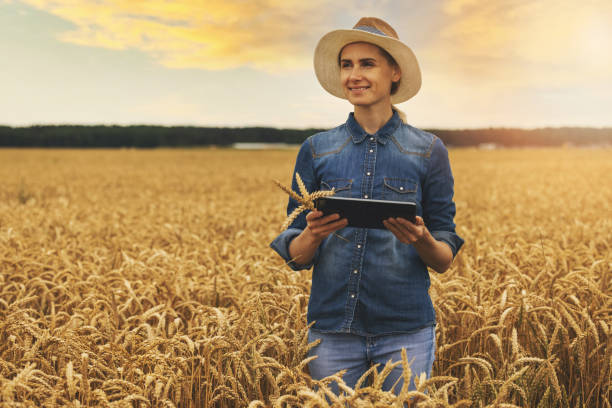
[392,66,401,83]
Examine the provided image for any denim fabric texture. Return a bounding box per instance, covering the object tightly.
[307,325,436,395]
[270,111,464,336]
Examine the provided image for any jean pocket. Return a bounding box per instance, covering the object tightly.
[382,177,417,202]
[321,178,353,198]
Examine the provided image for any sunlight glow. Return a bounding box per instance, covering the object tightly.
[435,0,612,87]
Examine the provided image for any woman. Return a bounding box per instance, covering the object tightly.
[270,17,464,394]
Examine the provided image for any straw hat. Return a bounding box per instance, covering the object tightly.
[313,17,421,104]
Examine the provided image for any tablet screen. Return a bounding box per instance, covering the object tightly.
[314,196,416,229]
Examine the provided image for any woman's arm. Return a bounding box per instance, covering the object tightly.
[383,216,453,273]
[389,136,463,272]
[288,210,348,266]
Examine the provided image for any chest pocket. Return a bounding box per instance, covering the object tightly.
[320,178,353,198]
[382,177,417,202]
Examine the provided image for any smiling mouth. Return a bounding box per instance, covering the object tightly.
[349,86,370,91]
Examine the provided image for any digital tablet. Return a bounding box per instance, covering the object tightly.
[314,196,416,229]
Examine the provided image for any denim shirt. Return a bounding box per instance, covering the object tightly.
[270,111,464,336]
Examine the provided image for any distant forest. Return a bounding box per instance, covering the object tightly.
[1,125,611,148]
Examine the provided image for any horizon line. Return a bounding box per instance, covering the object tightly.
[3,123,612,132]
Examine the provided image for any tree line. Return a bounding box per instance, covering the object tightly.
[0,125,610,148]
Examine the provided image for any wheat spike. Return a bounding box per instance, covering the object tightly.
[512,327,520,358]
[295,173,309,200]
[274,172,335,230]
[281,205,307,231]
[273,179,303,204]
[80,353,89,405]
[66,361,76,401]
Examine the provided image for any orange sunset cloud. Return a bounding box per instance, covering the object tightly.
[20,0,336,70]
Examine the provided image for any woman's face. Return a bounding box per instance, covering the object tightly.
[339,42,401,109]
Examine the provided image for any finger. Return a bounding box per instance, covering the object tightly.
[306,210,323,220]
[331,218,349,230]
[385,219,417,243]
[395,217,425,240]
[383,220,411,242]
[311,213,341,229]
[384,218,404,230]
[308,212,339,227]
[395,216,414,225]
[395,217,418,230]
[320,212,342,224]
[415,216,425,226]
[311,218,348,231]
[387,217,414,230]
[396,218,424,238]
[312,218,347,235]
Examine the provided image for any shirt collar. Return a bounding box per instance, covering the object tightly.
[346,110,401,145]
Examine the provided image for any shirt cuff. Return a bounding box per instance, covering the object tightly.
[430,230,465,258]
[269,228,315,271]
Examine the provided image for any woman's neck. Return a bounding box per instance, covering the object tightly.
[353,104,394,135]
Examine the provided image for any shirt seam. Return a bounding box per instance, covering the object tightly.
[310,132,353,159]
[389,133,436,158]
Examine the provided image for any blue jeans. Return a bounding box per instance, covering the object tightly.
[307,325,436,395]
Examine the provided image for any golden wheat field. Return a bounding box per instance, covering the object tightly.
[0,147,610,407]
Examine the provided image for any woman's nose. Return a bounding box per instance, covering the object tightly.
[348,66,362,80]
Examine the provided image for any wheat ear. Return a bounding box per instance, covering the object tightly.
[274,173,335,230]
[273,179,303,204]
[281,205,307,231]
[295,173,310,200]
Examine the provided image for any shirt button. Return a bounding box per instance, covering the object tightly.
[364,195,368,199]
[366,172,371,176]
[370,137,374,141]
[357,244,362,249]
[353,269,358,273]
[399,186,404,190]
[351,294,355,298]
[369,149,373,153]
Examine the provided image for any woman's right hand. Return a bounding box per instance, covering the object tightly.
[305,210,348,242]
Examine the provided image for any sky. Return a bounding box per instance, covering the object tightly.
[2,0,611,129]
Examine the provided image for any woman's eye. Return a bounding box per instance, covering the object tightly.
[341,62,351,68]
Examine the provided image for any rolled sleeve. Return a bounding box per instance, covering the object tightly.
[269,138,319,271]
[269,228,319,271]
[430,230,464,258]
[422,137,464,257]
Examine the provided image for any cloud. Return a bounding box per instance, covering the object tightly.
[27,0,612,84]
[430,0,612,87]
[21,0,338,71]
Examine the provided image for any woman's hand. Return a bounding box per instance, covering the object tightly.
[383,216,454,273]
[305,210,349,242]
[383,215,427,245]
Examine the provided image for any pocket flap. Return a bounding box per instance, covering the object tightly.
[383,177,417,194]
[321,178,352,192]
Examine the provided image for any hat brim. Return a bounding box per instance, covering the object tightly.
[313,29,421,104]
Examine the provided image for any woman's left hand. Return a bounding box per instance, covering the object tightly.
[383,215,454,273]
[383,215,427,245]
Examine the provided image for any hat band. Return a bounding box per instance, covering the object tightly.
[353,25,388,37]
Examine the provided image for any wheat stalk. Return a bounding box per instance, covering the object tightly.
[1,148,611,408]
[274,173,335,231]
